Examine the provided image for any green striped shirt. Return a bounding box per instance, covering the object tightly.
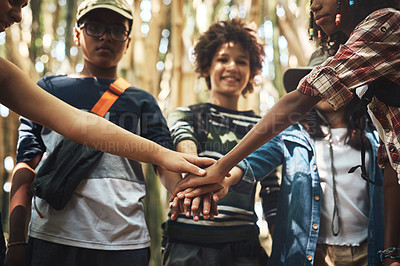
[164,103,261,244]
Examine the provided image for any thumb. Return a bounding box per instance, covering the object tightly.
[184,155,215,169]
[188,165,206,176]
[213,188,228,202]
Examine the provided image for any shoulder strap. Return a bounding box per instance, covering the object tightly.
[91,78,131,117]
[188,103,210,153]
[348,88,375,184]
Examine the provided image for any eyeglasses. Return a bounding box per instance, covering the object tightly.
[80,23,130,42]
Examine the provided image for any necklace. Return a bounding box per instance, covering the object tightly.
[315,109,341,237]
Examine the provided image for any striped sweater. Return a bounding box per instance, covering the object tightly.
[163,103,261,244]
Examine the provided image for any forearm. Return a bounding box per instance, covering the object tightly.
[157,167,182,194]
[226,166,244,187]
[9,163,37,242]
[383,162,400,251]
[218,91,320,174]
[66,113,171,165]
[0,58,171,165]
[157,140,196,192]
[176,140,198,156]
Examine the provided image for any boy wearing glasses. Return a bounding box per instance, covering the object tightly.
[6,0,184,265]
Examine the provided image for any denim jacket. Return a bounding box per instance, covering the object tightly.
[241,123,384,266]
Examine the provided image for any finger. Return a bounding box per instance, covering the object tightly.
[189,156,216,168]
[192,203,201,222]
[183,155,215,175]
[169,186,193,202]
[171,176,207,197]
[183,199,191,217]
[213,188,228,202]
[178,188,194,199]
[184,196,192,206]
[170,205,179,221]
[171,196,179,208]
[210,198,219,219]
[191,196,202,212]
[185,183,224,198]
[202,194,211,219]
[170,198,182,220]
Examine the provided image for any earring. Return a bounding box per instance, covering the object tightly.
[335,14,341,26]
[309,28,315,38]
[318,30,322,39]
[335,0,341,25]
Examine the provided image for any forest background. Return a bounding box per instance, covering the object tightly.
[0,0,318,264]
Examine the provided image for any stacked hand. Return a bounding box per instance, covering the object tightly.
[169,164,244,221]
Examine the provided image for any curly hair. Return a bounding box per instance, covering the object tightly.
[309,0,400,55]
[193,19,265,95]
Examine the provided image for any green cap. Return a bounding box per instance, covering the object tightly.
[76,0,133,23]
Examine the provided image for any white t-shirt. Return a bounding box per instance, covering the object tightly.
[315,127,369,246]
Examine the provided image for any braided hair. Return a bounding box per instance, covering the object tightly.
[301,96,371,151]
[308,0,400,55]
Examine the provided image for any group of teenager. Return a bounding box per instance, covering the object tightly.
[0,0,399,265]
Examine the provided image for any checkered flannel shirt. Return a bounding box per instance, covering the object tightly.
[297,8,400,178]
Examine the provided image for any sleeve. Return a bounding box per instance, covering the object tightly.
[16,117,45,163]
[139,94,174,151]
[298,9,400,111]
[16,79,49,163]
[259,169,281,226]
[232,134,284,192]
[167,107,198,149]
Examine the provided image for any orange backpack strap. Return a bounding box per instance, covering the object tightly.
[91,78,131,117]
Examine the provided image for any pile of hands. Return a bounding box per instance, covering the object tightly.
[169,162,236,222]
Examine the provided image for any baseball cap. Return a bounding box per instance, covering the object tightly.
[76,0,133,24]
[283,49,329,93]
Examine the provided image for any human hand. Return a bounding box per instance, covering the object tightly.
[4,245,27,266]
[160,151,215,176]
[177,177,231,202]
[170,188,219,221]
[170,162,230,199]
[186,193,218,221]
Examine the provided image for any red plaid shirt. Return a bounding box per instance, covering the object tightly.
[298,8,400,177]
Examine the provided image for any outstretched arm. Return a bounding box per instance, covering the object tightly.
[172,90,320,194]
[0,58,212,176]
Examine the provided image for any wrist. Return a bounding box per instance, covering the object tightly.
[155,147,170,167]
[214,159,232,177]
[379,247,400,264]
[7,241,27,248]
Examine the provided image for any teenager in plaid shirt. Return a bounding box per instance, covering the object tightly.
[171,0,400,265]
